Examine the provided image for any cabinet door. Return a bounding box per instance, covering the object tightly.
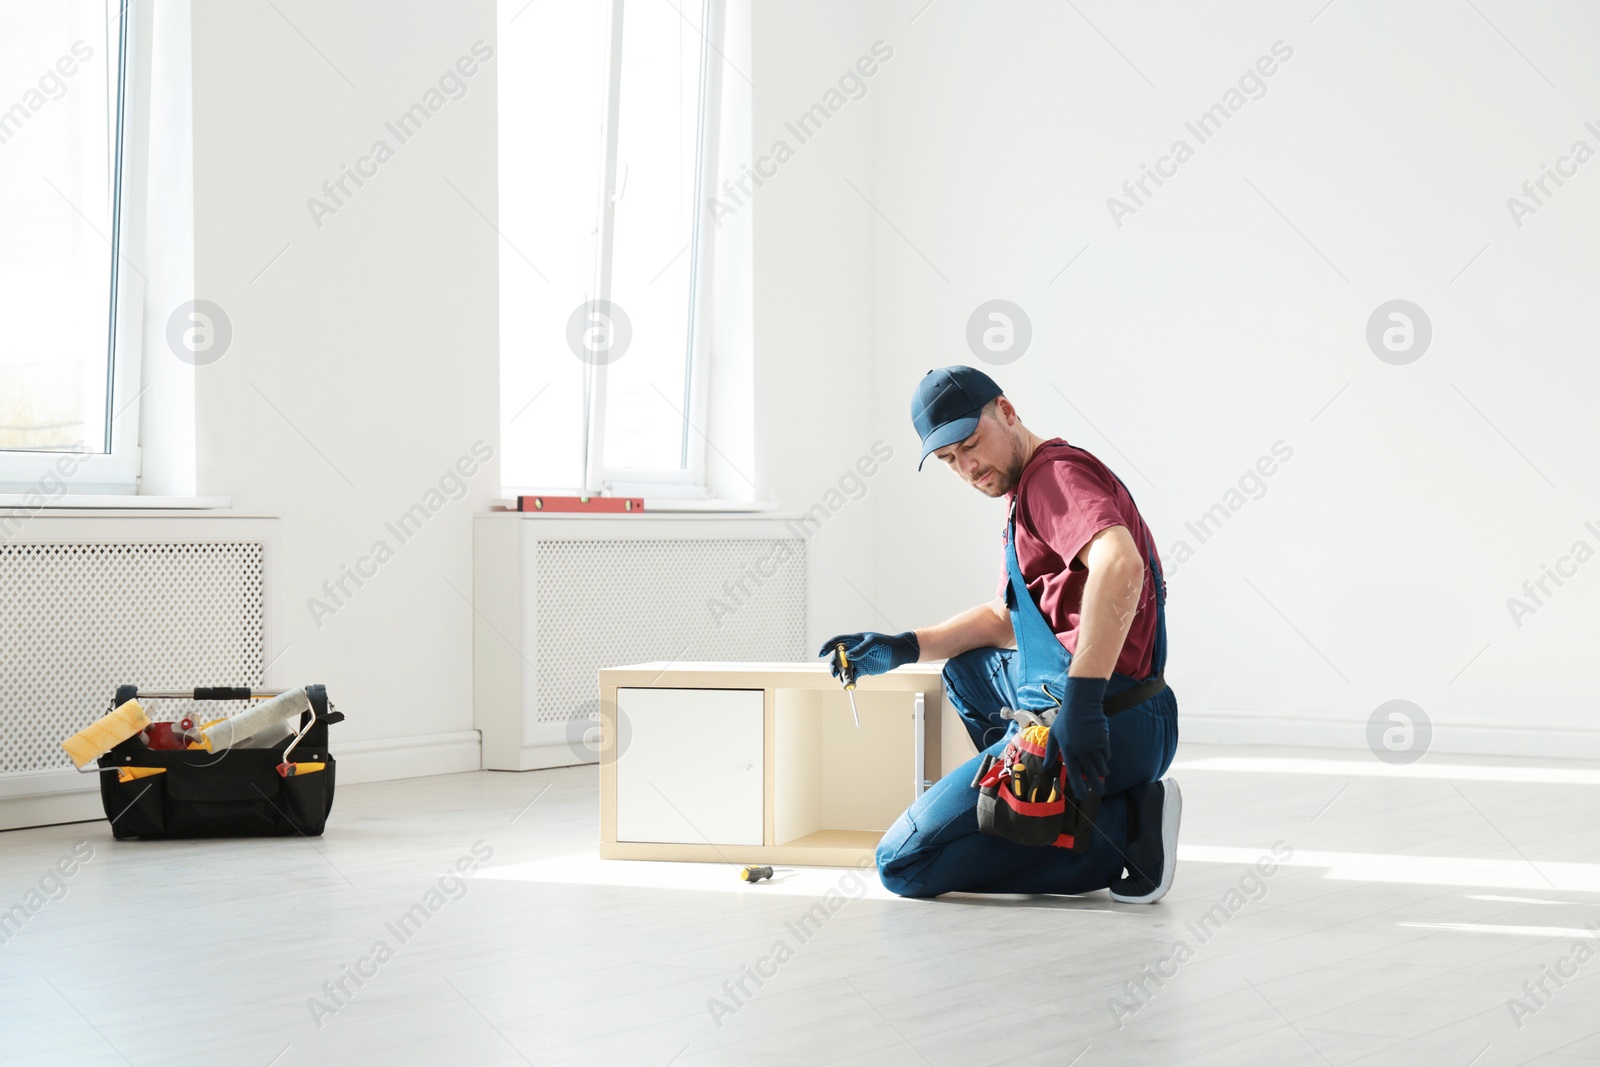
[616,688,764,846]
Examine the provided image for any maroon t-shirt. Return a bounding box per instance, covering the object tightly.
[997,439,1162,679]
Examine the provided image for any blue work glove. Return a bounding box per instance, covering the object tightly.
[817,631,920,678]
[1048,676,1111,799]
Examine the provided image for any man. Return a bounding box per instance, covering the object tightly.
[819,366,1180,901]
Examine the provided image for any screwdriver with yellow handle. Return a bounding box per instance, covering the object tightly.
[832,643,862,730]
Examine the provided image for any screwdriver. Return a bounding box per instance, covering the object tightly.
[833,643,862,730]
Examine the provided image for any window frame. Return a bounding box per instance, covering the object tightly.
[0,1,144,495]
[581,0,722,499]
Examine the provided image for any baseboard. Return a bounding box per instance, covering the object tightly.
[1181,712,1600,762]
[0,791,105,832]
[0,730,485,832]
[329,730,483,784]
[482,740,592,772]
[0,767,118,831]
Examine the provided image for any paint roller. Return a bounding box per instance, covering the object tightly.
[199,688,312,752]
[62,699,151,769]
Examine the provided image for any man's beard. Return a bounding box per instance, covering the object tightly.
[970,438,1025,497]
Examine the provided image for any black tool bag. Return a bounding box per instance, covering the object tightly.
[971,722,1100,853]
[96,684,343,840]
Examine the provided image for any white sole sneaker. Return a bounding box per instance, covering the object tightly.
[1109,777,1182,904]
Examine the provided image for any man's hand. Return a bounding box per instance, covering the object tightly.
[1048,676,1110,798]
[817,632,920,678]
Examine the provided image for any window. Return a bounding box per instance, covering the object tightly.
[0,0,140,494]
[499,0,732,498]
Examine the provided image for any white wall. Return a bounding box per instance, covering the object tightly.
[750,2,888,652]
[853,0,1600,757]
[186,0,499,775]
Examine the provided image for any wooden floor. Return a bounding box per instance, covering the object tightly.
[4,742,1600,1066]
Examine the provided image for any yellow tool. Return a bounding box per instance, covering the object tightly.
[740,865,775,883]
[276,761,325,778]
[185,718,226,749]
[832,643,862,731]
[62,699,151,769]
[116,766,167,784]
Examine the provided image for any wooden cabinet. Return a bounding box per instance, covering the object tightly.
[599,662,960,867]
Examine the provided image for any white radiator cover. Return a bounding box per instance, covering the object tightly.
[473,514,807,770]
[0,513,278,829]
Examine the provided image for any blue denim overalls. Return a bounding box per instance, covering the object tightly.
[875,455,1179,897]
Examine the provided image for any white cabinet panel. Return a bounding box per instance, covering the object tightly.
[616,687,764,845]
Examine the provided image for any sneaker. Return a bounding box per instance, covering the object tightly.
[1109,777,1181,904]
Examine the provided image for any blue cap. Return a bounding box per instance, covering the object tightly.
[911,365,1004,470]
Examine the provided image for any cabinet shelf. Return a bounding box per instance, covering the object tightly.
[599,662,961,867]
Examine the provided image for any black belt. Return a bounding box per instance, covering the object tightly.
[1104,672,1167,716]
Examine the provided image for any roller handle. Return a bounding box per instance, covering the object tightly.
[193,686,254,701]
[111,686,279,702]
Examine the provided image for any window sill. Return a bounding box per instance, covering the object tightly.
[491,497,777,515]
[0,495,233,510]
[640,499,777,514]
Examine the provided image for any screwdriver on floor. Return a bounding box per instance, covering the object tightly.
[832,643,862,730]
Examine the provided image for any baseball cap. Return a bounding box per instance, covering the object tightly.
[910,365,1004,470]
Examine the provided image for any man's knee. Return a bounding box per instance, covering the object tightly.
[941,646,1000,689]
[876,844,938,899]
[943,648,1013,752]
[942,646,1009,715]
[875,817,942,898]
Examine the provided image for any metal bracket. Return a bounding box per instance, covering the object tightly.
[913,693,926,797]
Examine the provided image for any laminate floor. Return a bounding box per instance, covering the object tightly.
[4,742,1599,1066]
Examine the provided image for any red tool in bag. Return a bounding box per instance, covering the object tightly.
[971,708,1100,852]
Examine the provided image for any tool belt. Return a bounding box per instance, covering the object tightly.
[972,712,1100,852]
[95,684,343,840]
[966,672,1165,854]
